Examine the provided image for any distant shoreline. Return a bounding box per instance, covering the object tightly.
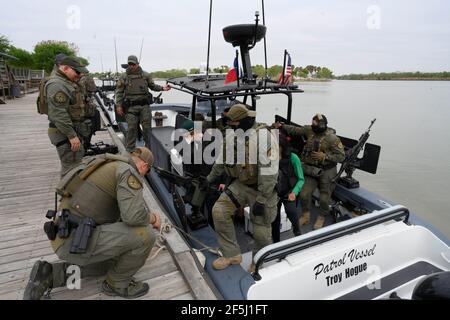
[336,78,450,81]
[155,77,450,82]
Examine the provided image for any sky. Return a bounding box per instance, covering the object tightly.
[1,0,449,75]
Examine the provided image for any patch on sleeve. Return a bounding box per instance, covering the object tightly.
[53,91,68,105]
[127,174,142,190]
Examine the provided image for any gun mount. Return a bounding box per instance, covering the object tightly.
[334,119,380,189]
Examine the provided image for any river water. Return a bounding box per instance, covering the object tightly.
[160,80,450,239]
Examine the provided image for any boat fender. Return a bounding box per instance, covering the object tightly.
[412,271,450,300]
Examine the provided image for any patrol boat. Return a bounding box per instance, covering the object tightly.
[95,16,450,300]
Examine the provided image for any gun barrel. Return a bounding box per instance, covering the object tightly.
[368,118,376,131]
[332,119,376,183]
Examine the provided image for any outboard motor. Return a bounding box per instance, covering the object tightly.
[412,271,450,300]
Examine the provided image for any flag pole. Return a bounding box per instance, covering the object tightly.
[236,50,240,88]
[282,49,287,85]
[262,0,269,88]
[205,0,213,88]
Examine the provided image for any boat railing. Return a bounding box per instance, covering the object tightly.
[252,205,410,280]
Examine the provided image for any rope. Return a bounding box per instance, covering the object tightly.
[149,219,222,261]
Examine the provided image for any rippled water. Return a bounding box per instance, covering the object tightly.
[160,80,450,239]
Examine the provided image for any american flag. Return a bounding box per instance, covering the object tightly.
[278,54,293,85]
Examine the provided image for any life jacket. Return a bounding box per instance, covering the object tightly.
[277,156,297,197]
[56,153,134,225]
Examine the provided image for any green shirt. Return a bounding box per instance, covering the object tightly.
[290,152,305,196]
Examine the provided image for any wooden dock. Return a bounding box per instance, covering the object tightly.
[0,93,215,300]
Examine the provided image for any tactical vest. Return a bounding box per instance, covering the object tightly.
[223,124,269,186]
[45,76,87,122]
[56,154,134,225]
[301,128,337,168]
[124,72,149,100]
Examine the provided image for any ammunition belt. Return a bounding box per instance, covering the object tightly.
[128,99,148,107]
[56,139,70,148]
[321,164,337,171]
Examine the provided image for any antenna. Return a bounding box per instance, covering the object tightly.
[139,38,144,63]
[100,54,104,73]
[205,0,213,87]
[262,0,269,85]
[114,37,119,76]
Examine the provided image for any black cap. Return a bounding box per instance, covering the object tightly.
[55,53,68,66]
[60,56,89,74]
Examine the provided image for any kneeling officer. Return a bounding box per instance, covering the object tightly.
[23,147,161,300]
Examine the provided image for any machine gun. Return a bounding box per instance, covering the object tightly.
[332,119,377,189]
[154,167,215,230]
[85,141,119,156]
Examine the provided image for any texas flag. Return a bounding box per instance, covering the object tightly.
[224,56,239,84]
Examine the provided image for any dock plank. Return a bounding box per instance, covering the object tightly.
[0,93,196,300]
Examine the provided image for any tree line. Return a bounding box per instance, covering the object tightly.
[337,72,450,80]
[0,35,88,74]
[148,64,333,80]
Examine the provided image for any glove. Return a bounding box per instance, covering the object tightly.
[311,151,326,162]
[252,202,265,216]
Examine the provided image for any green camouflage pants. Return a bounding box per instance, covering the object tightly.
[51,222,155,289]
[300,166,337,216]
[48,128,85,177]
[212,180,278,258]
[125,105,152,152]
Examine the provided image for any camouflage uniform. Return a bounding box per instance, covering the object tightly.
[207,105,279,269]
[115,58,164,152]
[79,75,99,148]
[46,68,92,177]
[22,150,156,301]
[282,123,345,225]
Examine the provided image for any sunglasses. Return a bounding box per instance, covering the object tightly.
[71,67,81,75]
[128,63,137,67]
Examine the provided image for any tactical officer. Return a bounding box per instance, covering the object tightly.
[46,56,91,177]
[206,104,279,272]
[115,55,171,152]
[23,147,161,300]
[273,114,345,230]
[79,75,100,148]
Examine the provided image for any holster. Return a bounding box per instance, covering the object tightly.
[302,164,323,178]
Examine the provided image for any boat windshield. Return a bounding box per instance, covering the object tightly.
[194,98,233,120]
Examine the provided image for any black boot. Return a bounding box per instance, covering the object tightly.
[102,279,149,299]
[23,261,53,300]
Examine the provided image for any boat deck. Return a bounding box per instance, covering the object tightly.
[0,93,195,300]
